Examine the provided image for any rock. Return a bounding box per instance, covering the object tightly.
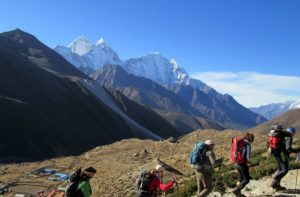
[132,153,139,157]
[84,153,90,160]
[167,137,179,143]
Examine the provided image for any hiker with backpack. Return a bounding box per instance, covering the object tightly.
[190,140,223,197]
[230,133,255,197]
[136,164,176,197]
[285,127,298,155]
[268,124,293,191]
[66,166,97,197]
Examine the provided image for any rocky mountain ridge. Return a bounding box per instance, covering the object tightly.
[55,36,267,129]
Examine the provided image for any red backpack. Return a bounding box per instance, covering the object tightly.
[230,137,246,164]
[268,130,281,149]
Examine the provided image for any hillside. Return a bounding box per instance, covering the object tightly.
[166,84,267,129]
[248,108,300,138]
[0,130,270,196]
[106,89,181,138]
[0,29,181,161]
[92,64,224,133]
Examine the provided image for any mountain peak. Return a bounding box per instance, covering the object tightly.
[170,59,181,70]
[13,28,23,33]
[1,28,39,45]
[96,37,105,45]
[68,36,92,55]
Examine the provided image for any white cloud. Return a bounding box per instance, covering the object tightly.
[191,71,300,108]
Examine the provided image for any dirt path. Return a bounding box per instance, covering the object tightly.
[208,169,300,197]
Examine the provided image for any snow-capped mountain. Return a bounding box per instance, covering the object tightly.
[290,100,300,109]
[250,100,300,120]
[54,36,267,129]
[54,37,207,90]
[68,36,93,55]
[54,36,122,70]
[122,52,185,85]
[124,53,216,94]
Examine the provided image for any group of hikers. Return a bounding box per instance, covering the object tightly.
[66,124,298,197]
[134,124,298,197]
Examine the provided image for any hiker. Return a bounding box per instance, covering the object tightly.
[268,124,293,191]
[136,164,176,197]
[191,140,223,197]
[231,133,255,197]
[76,167,97,197]
[285,127,298,155]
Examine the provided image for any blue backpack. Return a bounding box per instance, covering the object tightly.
[189,142,208,165]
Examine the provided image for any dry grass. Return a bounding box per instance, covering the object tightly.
[0,129,268,196]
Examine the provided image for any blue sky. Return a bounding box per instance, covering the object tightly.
[1,0,300,107]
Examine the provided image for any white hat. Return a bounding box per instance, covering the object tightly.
[204,140,214,145]
[155,164,164,171]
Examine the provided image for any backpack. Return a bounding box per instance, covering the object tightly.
[65,168,82,197]
[136,170,153,194]
[268,130,282,149]
[230,137,246,164]
[189,142,208,165]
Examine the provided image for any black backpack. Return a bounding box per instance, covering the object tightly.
[136,170,153,195]
[65,168,82,197]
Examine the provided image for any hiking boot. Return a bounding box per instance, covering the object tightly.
[232,188,242,197]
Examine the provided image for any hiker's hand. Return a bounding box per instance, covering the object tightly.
[173,175,177,183]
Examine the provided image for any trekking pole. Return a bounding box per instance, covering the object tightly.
[173,175,180,197]
[295,167,299,192]
[296,152,300,193]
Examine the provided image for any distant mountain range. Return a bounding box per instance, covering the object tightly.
[0,29,181,161]
[55,36,266,129]
[250,100,300,120]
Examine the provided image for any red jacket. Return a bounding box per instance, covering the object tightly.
[147,176,175,193]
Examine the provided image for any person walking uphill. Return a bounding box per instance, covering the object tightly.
[65,166,96,197]
[268,124,293,191]
[77,167,97,197]
[136,164,176,197]
[190,140,223,197]
[231,133,254,197]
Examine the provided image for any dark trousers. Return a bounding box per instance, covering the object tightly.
[271,153,289,187]
[236,163,250,191]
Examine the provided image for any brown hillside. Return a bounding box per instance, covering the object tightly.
[248,108,300,138]
[0,130,267,196]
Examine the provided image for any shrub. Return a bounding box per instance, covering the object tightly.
[177,177,197,197]
[222,172,237,188]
